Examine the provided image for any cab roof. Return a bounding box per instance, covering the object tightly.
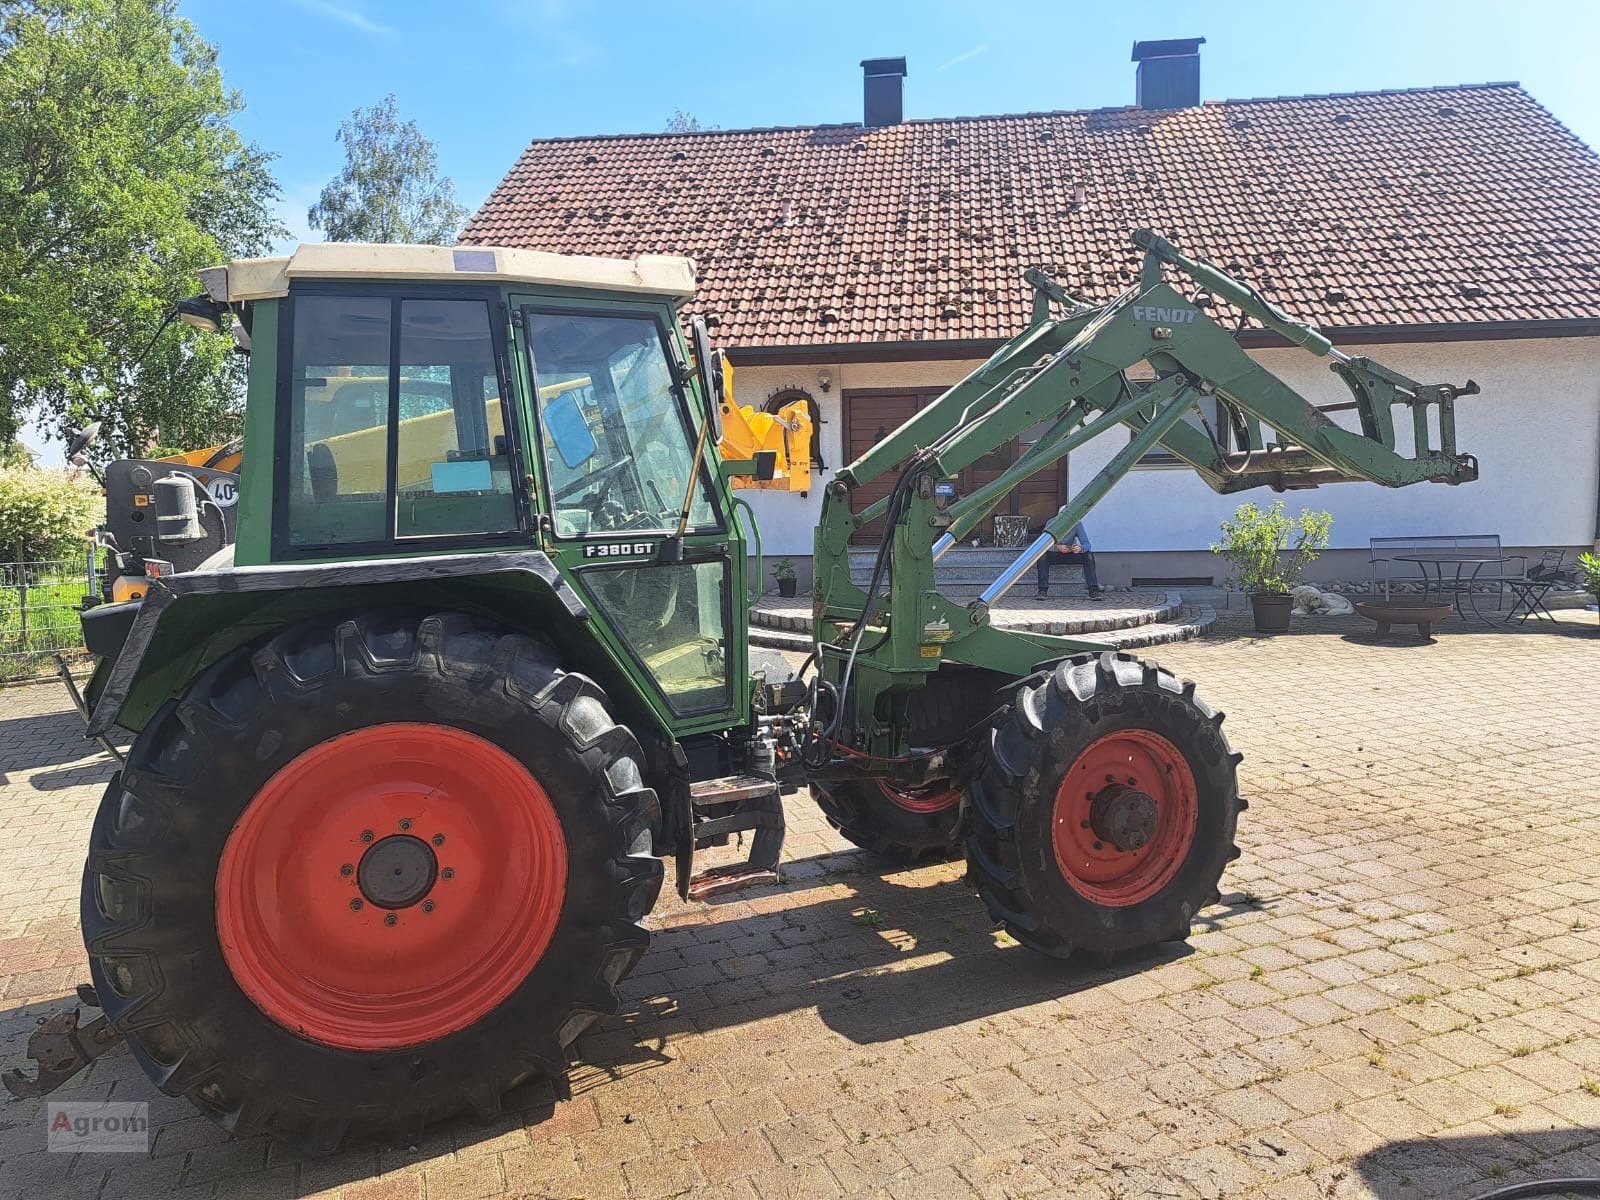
[206,243,698,304]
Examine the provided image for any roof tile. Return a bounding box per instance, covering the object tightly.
[464,84,1600,346]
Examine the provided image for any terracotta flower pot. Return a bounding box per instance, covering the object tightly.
[1249,590,1293,633]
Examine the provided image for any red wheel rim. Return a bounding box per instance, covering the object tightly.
[1051,729,1197,906]
[215,723,567,1050]
[876,778,963,814]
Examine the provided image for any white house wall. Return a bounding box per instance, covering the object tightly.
[730,337,1599,561]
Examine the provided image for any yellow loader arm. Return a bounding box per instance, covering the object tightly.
[714,361,814,492]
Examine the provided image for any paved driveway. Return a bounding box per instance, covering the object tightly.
[2,610,1598,1199]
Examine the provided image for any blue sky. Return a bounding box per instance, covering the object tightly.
[24,0,1600,460]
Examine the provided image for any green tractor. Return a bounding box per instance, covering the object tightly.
[30,234,1475,1149]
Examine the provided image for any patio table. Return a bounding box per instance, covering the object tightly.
[1394,551,1521,625]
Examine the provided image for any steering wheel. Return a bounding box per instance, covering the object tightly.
[552,455,633,502]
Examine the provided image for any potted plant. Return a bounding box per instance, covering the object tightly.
[771,557,799,598]
[1213,501,1333,633]
[1578,552,1600,623]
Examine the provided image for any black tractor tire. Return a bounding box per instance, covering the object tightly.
[967,651,1243,959]
[810,774,967,862]
[82,610,662,1151]
[809,664,1011,861]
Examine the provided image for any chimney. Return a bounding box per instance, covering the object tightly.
[1131,37,1205,110]
[861,57,907,126]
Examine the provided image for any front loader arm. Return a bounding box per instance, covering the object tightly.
[809,230,1478,764]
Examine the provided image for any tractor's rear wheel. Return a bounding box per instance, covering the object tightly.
[966,652,1243,959]
[82,611,662,1151]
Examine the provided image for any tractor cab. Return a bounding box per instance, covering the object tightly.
[85,244,811,747]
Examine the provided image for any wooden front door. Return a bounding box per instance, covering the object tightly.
[843,388,1066,545]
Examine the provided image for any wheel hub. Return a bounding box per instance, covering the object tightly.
[214,722,568,1050]
[1088,784,1159,852]
[1050,728,1200,906]
[357,835,437,909]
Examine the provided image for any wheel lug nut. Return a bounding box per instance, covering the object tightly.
[340,863,353,877]
[1105,774,1115,784]
[360,830,374,843]
[398,818,412,831]
[1126,776,1137,786]
[441,868,455,880]
[1080,820,1090,829]
[349,899,363,911]
[384,914,398,927]
[1093,841,1104,850]
[422,900,435,913]
[432,834,445,847]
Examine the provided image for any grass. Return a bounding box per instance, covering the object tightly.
[1583,1080,1600,1097]
[1493,1103,1521,1117]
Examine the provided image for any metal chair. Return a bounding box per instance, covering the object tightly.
[1504,549,1570,624]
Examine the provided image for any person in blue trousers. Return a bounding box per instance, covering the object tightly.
[1034,522,1104,601]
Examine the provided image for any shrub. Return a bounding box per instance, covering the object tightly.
[1212,501,1333,593]
[1577,552,1600,600]
[0,468,100,562]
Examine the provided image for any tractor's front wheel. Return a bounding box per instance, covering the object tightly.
[82,611,662,1151]
[966,652,1243,959]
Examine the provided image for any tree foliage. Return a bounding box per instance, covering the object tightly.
[308,94,469,245]
[0,466,99,560]
[0,0,285,459]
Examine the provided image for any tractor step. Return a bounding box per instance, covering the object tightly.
[2,994,123,1099]
[690,773,779,806]
[683,774,785,901]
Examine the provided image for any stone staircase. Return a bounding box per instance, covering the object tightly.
[750,553,1215,653]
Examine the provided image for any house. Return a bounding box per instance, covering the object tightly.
[463,41,1600,588]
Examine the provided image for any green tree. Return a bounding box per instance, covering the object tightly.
[0,466,98,560]
[0,0,286,459]
[308,94,469,245]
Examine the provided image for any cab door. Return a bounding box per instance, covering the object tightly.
[508,296,746,733]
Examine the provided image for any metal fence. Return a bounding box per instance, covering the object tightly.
[0,558,93,683]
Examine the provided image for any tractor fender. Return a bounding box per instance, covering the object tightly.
[87,551,588,738]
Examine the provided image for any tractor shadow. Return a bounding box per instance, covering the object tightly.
[612,847,1210,1050]
[1350,1126,1600,1198]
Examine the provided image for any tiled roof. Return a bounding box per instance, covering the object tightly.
[463,83,1600,348]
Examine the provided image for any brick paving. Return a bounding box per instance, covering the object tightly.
[1,608,1598,1198]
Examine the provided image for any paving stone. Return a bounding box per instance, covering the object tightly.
[2,611,1596,1198]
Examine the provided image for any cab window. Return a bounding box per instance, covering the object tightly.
[282,293,519,549]
[524,310,718,538]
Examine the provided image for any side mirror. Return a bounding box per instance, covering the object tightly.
[544,389,597,469]
[690,316,724,443]
[65,421,102,463]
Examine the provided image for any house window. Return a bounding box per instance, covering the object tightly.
[765,388,824,469]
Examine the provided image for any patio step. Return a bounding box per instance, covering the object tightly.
[748,601,1209,659]
[749,590,1212,650]
[847,545,1085,589]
